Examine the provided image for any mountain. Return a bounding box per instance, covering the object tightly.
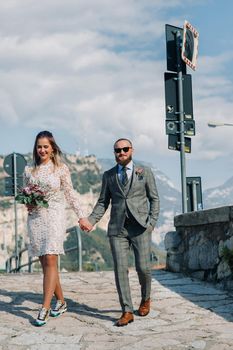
[98,158,181,248]
[0,153,181,269]
[3,152,232,270]
[203,176,233,209]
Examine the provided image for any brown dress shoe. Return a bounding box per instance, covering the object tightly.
[116,312,134,327]
[138,298,151,316]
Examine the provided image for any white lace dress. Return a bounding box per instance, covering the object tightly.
[23,160,84,257]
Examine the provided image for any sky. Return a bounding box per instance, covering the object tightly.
[0,0,233,191]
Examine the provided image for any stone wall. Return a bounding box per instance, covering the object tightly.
[165,205,233,290]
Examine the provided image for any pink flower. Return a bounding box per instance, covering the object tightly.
[23,186,31,195]
[16,181,51,210]
[135,167,144,179]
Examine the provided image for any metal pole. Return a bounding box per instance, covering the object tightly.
[75,226,82,272]
[176,31,187,213]
[29,257,32,273]
[13,152,19,270]
[191,181,198,211]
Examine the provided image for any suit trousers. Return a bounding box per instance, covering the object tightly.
[109,219,152,313]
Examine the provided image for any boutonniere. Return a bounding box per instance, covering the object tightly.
[135,167,144,180]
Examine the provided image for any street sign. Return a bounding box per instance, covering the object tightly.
[3,153,26,197]
[3,153,27,176]
[168,134,191,153]
[166,120,195,136]
[165,24,187,74]
[181,20,199,71]
[164,72,193,120]
[186,176,203,211]
[166,120,178,135]
[184,120,195,136]
[5,176,24,196]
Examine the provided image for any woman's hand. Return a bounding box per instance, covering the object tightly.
[79,218,93,232]
[26,204,36,213]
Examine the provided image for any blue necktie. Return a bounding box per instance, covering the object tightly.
[121,166,128,186]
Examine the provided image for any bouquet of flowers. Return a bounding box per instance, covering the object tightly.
[15,181,50,209]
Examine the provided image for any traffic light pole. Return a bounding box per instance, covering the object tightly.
[13,152,19,270]
[176,30,188,213]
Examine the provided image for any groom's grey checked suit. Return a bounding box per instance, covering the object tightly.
[88,162,160,313]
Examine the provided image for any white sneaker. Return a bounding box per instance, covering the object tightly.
[50,300,67,317]
[35,307,50,326]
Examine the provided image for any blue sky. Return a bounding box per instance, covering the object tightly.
[0,0,233,191]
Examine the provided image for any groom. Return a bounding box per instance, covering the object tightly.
[81,138,160,326]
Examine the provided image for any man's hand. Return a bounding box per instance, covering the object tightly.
[79,218,93,232]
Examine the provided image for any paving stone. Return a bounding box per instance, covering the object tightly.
[190,340,207,349]
[209,344,232,350]
[1,270,233,349]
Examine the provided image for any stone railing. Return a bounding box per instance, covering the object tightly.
[165,205,233,290]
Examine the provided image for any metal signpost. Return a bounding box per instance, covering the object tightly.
[164,21,199,213]
[186,177,203,212]
[3,153,27,270]
[176,29,187,213]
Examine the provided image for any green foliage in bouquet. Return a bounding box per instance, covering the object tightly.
[15,183,49,208]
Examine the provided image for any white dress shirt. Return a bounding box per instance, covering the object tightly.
[117,161,133,183]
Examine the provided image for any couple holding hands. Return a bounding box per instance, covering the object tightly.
[24,131,160,326]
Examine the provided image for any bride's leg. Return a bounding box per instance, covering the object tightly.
[54,271,65,302]
[42,254,61,309]
[39,255,65,306]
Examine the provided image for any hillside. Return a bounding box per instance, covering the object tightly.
[0,153,173,270]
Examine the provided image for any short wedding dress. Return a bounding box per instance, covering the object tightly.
[23,160,84,257]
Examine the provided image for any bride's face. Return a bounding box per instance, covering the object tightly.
[36,137,53,164]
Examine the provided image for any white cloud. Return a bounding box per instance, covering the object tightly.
[0,0,233,186]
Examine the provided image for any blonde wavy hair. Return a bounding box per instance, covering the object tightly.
[33,130,62,169]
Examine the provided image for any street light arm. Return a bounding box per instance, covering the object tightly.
[207,121,233,127]
[207,123,218,128]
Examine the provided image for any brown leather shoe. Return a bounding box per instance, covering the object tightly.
[138,298,151,316]
[116,312,134,327]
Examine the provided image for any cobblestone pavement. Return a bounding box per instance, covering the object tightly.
[1,269,233,349]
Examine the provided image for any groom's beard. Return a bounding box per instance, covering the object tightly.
[115,154,132,166]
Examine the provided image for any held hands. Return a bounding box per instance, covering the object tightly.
[79,217,93,232]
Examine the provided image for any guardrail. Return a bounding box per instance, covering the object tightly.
[5,226,82,273]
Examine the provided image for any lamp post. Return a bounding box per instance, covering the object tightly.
[208,121,233,128]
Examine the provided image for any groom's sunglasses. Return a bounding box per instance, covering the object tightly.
[114,147,132,154]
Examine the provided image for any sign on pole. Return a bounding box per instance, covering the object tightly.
[164,72,194,121]
[164,21,199,213]
[186,176,203,211]
[181,20,199,71]
[166,120,195,136]
[165,24,187,74]
[3,153,26,196]
[4,153,26,176]
[3,153,27,271]
[168,134,191,153]
[5,176,24,196]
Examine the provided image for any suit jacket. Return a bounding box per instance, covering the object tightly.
[88,164,160,236]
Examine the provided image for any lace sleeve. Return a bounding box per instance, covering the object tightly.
[60,164,84,219]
